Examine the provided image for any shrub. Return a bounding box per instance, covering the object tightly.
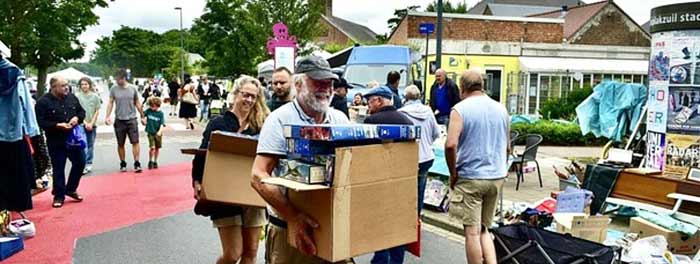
[512,120,607,146]
[539,86,594,120]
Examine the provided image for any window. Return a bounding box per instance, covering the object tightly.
[562,76,572,98]
[633,75,641,83]
[583,74,592,88]
[551,75,562,98]
[539,75,550,112]
[623,74,632,83]
[613,74,623,82]
[603,74,612,81]
[528,74,538,114]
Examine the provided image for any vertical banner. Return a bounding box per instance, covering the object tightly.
[646,131,666,170]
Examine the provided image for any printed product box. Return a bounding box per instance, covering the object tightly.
[284,124,420,141]
[0,236,23,261]
[276,159,329,185]
[262,141,419,261]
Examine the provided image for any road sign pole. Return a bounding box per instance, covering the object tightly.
[424,33,429,100]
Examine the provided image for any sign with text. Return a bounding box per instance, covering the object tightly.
[419,23,435,35]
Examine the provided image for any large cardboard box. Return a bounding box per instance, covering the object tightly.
[553,213,609,243]
[201,131,266,207]
[629,217,700,254]
[263,141,419,262]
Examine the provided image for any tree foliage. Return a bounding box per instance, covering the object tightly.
[193,0,324,77]
[387,5,421,33]
[0,0,108,95]
[91,26,178,78]
[425,1,469,13]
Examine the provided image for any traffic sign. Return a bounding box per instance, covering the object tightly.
[419,23,435,35]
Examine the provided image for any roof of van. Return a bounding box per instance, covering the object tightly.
[346,45,410,65]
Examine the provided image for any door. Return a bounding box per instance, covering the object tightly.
[485,69,502,102]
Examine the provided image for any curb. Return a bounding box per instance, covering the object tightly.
[421,212,464,237]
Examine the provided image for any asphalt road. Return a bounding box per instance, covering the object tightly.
[65,85,467,263]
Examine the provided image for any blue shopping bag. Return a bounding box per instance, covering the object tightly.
[66,125,87,149]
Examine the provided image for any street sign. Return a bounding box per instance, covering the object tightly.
[419,23,435,35]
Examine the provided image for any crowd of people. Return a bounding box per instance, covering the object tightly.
[188,56,509,264]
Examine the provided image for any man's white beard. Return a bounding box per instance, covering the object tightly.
[301,83,331,113]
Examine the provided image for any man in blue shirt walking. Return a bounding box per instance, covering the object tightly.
[429,69,460,127]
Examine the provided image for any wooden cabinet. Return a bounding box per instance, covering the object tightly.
[611,170,700,215]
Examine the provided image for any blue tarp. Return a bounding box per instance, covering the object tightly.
[429,147,450,177]
[575,81,647,142]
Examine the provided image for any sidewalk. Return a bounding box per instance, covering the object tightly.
[422,146,602,237]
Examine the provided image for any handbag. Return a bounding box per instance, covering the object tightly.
[182,91,198,104]
[66,125,87,149]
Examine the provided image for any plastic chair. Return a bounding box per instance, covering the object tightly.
[512,134,543,191]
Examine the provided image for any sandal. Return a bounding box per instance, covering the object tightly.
[52,199,64,208]
[66,192,84,202]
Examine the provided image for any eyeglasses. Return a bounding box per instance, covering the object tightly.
[239,91,258,100]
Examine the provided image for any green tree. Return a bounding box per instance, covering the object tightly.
[387,5,421,33]
[165,48,192,81]
[0,0,108,96]
[425,1,469,13]
[91,26,178,78]
[193,0,324,76]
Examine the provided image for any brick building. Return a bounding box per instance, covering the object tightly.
[387,0,651,115]
[315,0,377,45]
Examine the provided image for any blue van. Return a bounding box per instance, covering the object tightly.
[329,45,420,103]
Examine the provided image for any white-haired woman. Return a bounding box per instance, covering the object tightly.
[191,75,270,264]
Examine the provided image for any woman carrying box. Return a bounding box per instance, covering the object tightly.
[191,75,270,264]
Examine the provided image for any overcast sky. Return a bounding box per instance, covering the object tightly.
[77,0,698,62]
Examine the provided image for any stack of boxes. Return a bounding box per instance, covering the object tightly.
[276,124,421,186]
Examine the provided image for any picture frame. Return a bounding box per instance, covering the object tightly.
[686,168,700,182]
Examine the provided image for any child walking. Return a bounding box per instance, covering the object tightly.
[145,97,166,169]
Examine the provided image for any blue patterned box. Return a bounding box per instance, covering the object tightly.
[283,124,419,141]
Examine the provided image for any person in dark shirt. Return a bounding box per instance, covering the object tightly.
[167,77,180,116]
[362,85,412,263]
[330,77,350,118]
[429,68,460,126]
[35,75,86,208]
[364,85,413,125]
[386,70,403,109]
[191,75,270,264]
[267,67,294,112]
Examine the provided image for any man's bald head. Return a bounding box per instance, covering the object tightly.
[459,69,484,95]
[435,68,446,84]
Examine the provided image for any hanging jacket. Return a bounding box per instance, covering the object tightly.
[399,100,440,163]
[0,58,39,142]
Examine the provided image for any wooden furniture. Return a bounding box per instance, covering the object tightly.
[611,169,700,216]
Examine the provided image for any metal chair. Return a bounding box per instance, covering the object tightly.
[512,134,543,191]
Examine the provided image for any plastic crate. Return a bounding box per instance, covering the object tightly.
[0,236,24,261]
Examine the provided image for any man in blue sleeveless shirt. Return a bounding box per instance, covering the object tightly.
[445,69,509,264]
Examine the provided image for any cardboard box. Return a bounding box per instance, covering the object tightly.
[201,131,266,207]
[629,217,700,254]
[0,236,23,261]
[554,213,609,243]
[263,141,419,261]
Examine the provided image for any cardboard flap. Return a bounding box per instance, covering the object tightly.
[553,213,588,229]
[181,148,206,155]
[261,177,330,191]
[209,131,258,156]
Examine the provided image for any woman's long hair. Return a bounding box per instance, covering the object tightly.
[231,75,269,133]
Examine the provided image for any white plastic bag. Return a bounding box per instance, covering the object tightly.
[8,218,35,238]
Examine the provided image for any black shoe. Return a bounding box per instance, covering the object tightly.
[148,161,154,169]
[134,161,142,173]
[66,192,84,202]
[120,161,127,172]
[153,162,158,169]
[52,197,64,208]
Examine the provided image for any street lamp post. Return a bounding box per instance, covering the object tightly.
[174,7,184,85]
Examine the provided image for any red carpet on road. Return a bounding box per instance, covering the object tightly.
[6,162,195,264]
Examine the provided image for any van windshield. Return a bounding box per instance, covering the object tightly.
[343,64,408,88]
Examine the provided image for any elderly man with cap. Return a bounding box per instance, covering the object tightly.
[330,77,350,118]
[362,85,413,264]
[251,56,350,264]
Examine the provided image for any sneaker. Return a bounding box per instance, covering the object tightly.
[153,162,158,169]
[82,165,92,175]
[134,161,142,173]
[147,161,154,169]
[120,161,127,172]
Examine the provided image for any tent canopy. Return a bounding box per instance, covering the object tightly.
[47,67,92,81]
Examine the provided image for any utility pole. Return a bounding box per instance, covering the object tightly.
[436,0,443,69]
[175,7,184,84]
